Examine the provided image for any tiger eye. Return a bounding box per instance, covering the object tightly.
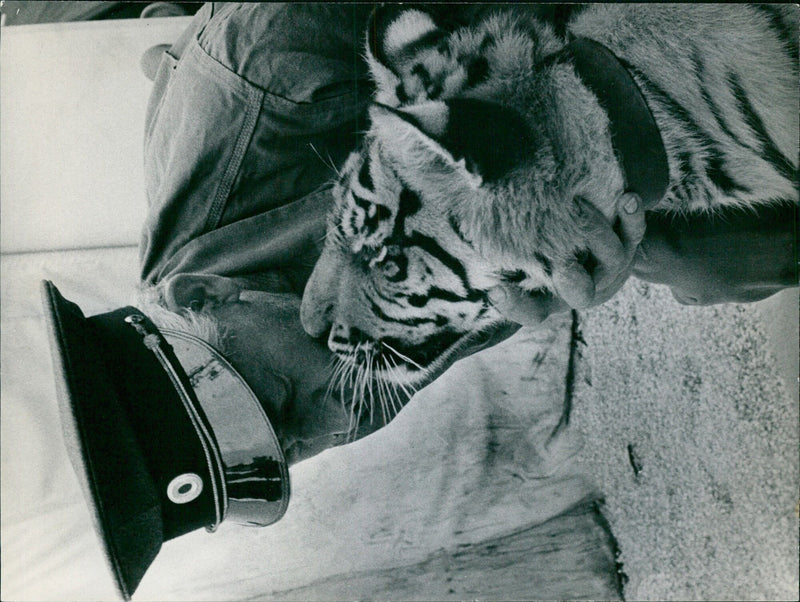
[380,260,401,279]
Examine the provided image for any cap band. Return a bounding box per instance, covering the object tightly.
[123,315,290,528]
[124,314,228,529]
[160,329,290,527]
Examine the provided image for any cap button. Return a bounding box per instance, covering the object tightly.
[167,473,203,504]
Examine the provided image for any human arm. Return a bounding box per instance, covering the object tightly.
[488,198,798,326]
[632,202,798,304]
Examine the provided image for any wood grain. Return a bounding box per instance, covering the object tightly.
[254,500,623,601]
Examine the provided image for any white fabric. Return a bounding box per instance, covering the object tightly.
[1,248,142,600]
[0,17,192,253]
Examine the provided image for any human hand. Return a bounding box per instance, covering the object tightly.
[488,192,645,326]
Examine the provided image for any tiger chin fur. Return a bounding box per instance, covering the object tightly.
[300,4,799,391]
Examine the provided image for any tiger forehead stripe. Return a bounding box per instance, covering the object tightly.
[358,159,374,191]
[352,191,392,238]
[388,186,422,240]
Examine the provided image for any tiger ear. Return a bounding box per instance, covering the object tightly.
[370,99,535,185]
[366,6,447,104]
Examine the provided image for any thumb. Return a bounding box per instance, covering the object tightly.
[488,284,569,326]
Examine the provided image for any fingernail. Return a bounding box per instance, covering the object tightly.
[623,194,640,214]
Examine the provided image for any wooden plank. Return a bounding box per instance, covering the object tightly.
[256,500,623,601]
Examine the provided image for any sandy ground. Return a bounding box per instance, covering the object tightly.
[572,280,798,601]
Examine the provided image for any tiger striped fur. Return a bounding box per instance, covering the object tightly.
[300,4,799,390]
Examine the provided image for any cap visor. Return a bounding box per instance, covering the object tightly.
[41,281,163,600]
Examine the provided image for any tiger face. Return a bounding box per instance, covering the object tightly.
[300,137,508,386]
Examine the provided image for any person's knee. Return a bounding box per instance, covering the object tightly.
[197,4,372,100]
[140,44,172,81]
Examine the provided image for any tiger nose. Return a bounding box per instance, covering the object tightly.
[300,257,337,338]
[328,323,370,348]
[300,286,334,339]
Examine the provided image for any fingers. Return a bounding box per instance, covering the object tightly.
[490,192,645,320]
[551,259,596,309]
[488,284,569,326]
[573,194,643,292]
[617,192,647,250]
[576,198,626,282]
[547,193,644,309]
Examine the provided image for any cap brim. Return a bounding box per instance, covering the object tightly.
[41,281,163,600]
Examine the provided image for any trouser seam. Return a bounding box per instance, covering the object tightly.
[204,75,264,232]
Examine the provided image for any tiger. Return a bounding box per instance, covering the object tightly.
[300,4,799,396]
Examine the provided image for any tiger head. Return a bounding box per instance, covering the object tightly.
[300,136,509,387]
[301,7,624,386]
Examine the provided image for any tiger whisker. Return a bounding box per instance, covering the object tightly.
[381,341,426,373]
[350,342,371,439]
[364,346,375,425]
[322,225,342,245]
[375,361,391,425]
[322,356,336,400]
[308,142,341,177]
[337,364,349,428]
[390,358,415,412]
[385,353,416,404]
[397,371,419,405]
[380,356,402,418]
[358,348,371,425]
[368,349,383,425]
[346,374,357,439]
[384,356,405,413]
[335,355,353,396]
[347,352,358,389]
[343,358,358,436]
[324,355,347,410]
[321,365,341,423]
[328,341,426,437]
[352,363,366,443]
[382,364,398,422]
[326,149,342,178]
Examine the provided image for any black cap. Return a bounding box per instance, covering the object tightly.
[40,280,289,599]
